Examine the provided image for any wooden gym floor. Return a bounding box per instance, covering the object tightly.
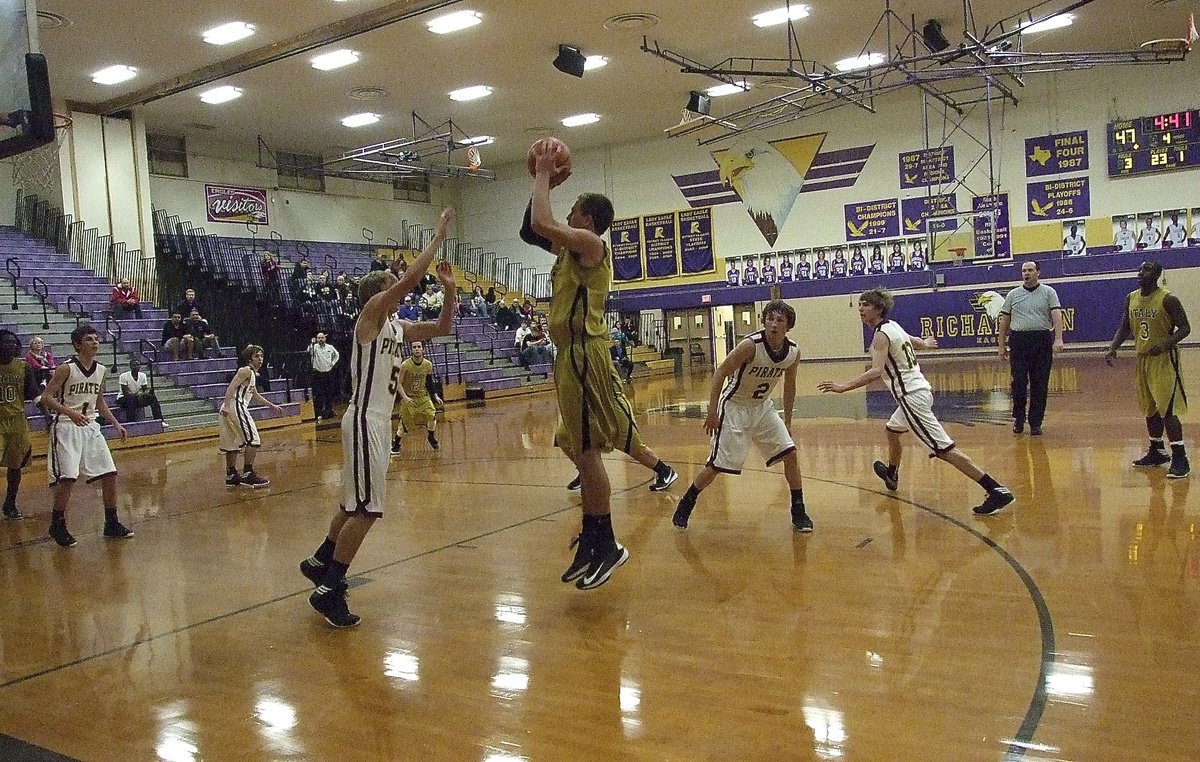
[0,351,1196,761]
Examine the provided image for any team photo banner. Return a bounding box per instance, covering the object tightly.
[678,208,715,275]
[205,184,269,225]
[610,217,644,282]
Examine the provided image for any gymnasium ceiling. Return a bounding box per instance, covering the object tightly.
[30,0,1200,174]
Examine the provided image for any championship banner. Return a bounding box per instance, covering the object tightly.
[678,208,715,274]
[866,278,1135,350]
[643,212,679,278]
[844,198,899,241]
[901,194,958,235]
[899,146,954,189]
[1024,130,1089,177]
[1027,177,1091,221]
[972,192,1010,260]
[205,184,269,225]
[610,217,643,282]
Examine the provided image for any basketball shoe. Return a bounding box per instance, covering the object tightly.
[1167,455,1190,479]
[566,475,581,491]
[427,431,439,450]
[225,468,241,487]
[561,535,593,583]
[972,488,1015,516]
[873,461,899,491]
[48,515,76,547]
[241,470,270,488]
[791,505,814,533]
[1133,447,1171,468]
[650,464,678,491]
[2,503,24,520]
[309,582,360,628]
[104,519,134,539]
[672,492,696,529]
[390,436,402,457]
[299,558,326,586]
[576,541,629,590]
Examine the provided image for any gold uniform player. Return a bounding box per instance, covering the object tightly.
[0,330,38,520]
[1105,261,1191,478]
[391,340,441,454]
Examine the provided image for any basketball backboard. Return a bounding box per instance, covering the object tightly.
[1,0,53,160]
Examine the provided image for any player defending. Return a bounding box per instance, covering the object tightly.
[219,345,283,488]
[300,207,455,628]
[672,301,812,532]
[0,330,38,520]
[818,290,1015,516]
[390,340,443,454]
[1104,261,1190,478]
[520,140,676,589]
[39,325,134,546]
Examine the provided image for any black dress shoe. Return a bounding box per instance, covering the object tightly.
[1012,421,1025,434]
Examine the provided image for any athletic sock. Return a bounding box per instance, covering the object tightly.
[790,488,804,508]
[682,485,700,502]
[978,473,1002,493]
[313,538,336,564]
[104,507,117,522]
[1170,441,1187,457]
[1150,437,1167,452]
[317,560,350,591]
[582,513,614,543]
[653,460,671,477]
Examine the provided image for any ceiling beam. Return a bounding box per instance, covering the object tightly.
[87,0,461,114]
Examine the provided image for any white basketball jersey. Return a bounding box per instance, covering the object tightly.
[1114,228,1136,252]
[348,317,405,418]
[722,331,799,405]
[56,358,106,421]
[876,321,931,398]
[222,368,257,414]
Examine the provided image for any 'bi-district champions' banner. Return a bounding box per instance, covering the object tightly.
[868,277,1135,350]
[611,208,714,283]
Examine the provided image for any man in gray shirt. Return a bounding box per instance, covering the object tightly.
[307,332,341,420]
[997,261,1064,435]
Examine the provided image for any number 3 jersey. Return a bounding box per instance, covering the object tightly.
[722,330,799,405]
[876,320,932,398]
[1129,286,1173,356]
[55,358,107,422]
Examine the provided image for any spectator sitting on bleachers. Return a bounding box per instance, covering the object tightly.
[520,320,555,368]
[117,359,165,424]
[370,252,388,272]
[620,317,641,347]
[335,272,351,298]
[25,336,56,389]
[316,272,337,301]
[291,258,310,290]
[111,278,143,320]
[175,288,202,318]
[399,294,421,322]
[514,318,531,349]
[470,285,488,317]
[520,299,535,320]
[611,325,634,383]
[185,309,221,359]
[419,283,444,319]
[484,286,498,316]
[161,312,194,361]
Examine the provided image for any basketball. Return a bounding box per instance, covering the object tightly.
[527,137,572,187]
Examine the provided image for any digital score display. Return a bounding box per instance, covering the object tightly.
[1107,109,1200,177]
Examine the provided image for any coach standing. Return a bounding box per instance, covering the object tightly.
[308,332,340,420]
[997,261,1064,435]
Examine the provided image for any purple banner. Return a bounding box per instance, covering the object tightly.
[1026,177,1090,221]
[206,184,268,225]
[972,193,1010,260]
[1024,130,1089,177]
[678,208,715,274]
[865,277,1135,350]
[844,198,899,241]
[610,217,643,282]
[899,147,954,189]
[643,213,679,279]
[901,194,958,235]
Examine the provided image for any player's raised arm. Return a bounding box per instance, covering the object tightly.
[401,262,456,342]
[529,143,605,267]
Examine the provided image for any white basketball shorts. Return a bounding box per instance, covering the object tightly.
[341,406,392,516]
[219,404,261,452]
[707,399,796,474]
[48,419,117,486]
[885,388,955,455]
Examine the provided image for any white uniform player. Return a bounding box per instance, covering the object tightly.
[708,330,799,473]
[219,367,260,451]
[1138,219,1162,250]
[1163,216,1187,248]
[341,318,405,515]
[48,358,116,485]
[874,320,955,455]
[1113,222,1136,253]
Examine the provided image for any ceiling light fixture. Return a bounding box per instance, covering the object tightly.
[91,64,138,85]
[199,85,243,104]
[561,113,600,127]
[426,10,482,34]
[341,113,380,128]
[752,5,810,28]
[448,85,492,101]
[1019,13,1074,33]
[705,81,749,96]
[835,52,885,72]
[202,21,256,46]
[584,55,608,70]
[311,49,361,71]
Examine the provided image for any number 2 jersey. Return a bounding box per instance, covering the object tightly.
[876,320,932,398]
[721,330,799,406]
[54,358,107,423]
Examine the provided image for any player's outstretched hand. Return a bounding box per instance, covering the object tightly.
[924,336,938,350]
[435,260,455,288]
[703,410,719,436]
[817,380,845,394]
[533,140,562,176]
[437,207,455,233]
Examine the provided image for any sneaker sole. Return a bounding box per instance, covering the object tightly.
[973,496,1016,516]
[650,471,679,492]
[577,546,630,590]
[104,532,135,539]
[241,482,271,489]
[321,615,361,629]
[793,523,814,533]
[1132,461,1171,468]
[873,462,898,491]
[1166,471,1191,479]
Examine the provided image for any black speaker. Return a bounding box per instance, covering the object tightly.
[922,20,950,53]
[552,45,586,78]
[685,90,711,116]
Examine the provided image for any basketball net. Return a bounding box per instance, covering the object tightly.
[11,113,70,203]
[467,146,482,170]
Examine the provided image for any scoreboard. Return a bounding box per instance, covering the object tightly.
[1107,109,1200,177]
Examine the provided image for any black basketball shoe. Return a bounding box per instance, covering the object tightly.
[561,535,594,583]
[672,492,696,529]
[2,503,24,520]
[49,517,76,548]
[576,541,629,590]
[972,488,1015,516]
[1133,448,1171,468]
[791,506,814,533]
[241,470,270,488]
[299,557,326,586]
[873,461,899,491]
[1167,455,1191,479]
[103,519,135,539]
[427,431,439,450]
[650,465,679,492]
[309,583,360,628]
[566,475,581,491]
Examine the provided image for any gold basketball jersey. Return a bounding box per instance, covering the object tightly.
[1129,287,1174,356]
[548,243,610,346]
[399,356,432,399]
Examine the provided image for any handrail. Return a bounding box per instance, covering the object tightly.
[245,221,259,250]
[137,337,160,366]
[6,257,20,310]
[106,320,122,366]
[323,252,336,273]
[30,276,50,329]
[66,294,91,327]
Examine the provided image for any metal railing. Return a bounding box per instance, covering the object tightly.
[66,294,91,327]
[6,257,20,310]
[106,321,122,366]
[29,276,50,330]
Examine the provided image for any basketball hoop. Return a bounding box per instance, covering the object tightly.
[53,112,73,135]
[11,113,71,201]
[1140,38,1190,55]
